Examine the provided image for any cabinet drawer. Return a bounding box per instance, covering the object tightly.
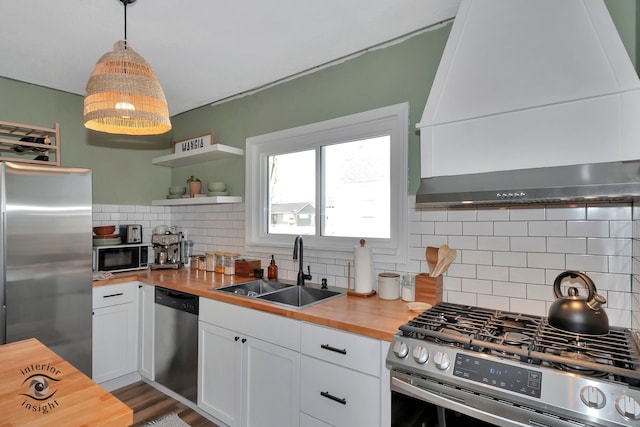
[301,322,380,376]
[301,356,380,427]
[200,298,300,351]
[93,282,138,309]
[300,413,332,427]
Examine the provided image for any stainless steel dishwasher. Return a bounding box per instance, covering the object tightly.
[154,286,199,403]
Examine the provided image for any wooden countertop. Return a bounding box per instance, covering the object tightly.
[95,269,419,341]
[0,338,132,427]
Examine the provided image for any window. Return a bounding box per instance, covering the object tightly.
[246,103,408,263]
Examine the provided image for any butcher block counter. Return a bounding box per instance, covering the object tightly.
[0,338,132,427]
[95,268,419,341]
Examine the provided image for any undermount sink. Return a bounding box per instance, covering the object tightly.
[214,279,293,297]
[256,285,344,308]
[214,279,345,308]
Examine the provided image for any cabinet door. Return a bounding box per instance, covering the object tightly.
[138,283,154,380]
[92,302,137,383]
[198,321,242,427]
[244,337,300,427]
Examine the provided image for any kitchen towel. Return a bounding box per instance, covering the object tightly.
[354,241,373,294]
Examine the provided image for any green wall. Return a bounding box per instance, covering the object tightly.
[170,25,451,195]
[0,2,637,203]
[0,78,171,204]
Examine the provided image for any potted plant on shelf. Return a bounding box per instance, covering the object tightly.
[187,175,201,197]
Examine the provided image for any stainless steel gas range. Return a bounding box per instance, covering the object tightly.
[386,302,640,427]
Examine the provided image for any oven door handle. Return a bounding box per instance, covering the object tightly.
[391,377,531,427]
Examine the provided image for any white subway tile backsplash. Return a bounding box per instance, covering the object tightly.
[94,200,640,324]
[528,221,565,237]
[477,208,510,221]
[461,250,492,265]
[463,221,493,236]
[435,221,462,235]
[546,237,586,254]
[510,237,546,252]
[420,209,447,221]
[587,238,632,256]
[527,253,565,269]
[448,236,477,250]
[494,222,528,236]
[448,209,476,221]
[567,221,609,238]
[610,221,632,238]
[587,204,631,221]
[462,278,492,294]
[545,205,586,220]
[492,281,527,298]
[509,267,546,284]
[565,254,608,272]
[478,236,509,251]
[510,207,545,221]
[609,256,632,274]
[477,265,509,282]
[493,251,527,267]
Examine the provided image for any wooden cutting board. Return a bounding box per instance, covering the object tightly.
[0,338,132,426]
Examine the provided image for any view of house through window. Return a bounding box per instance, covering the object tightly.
[267,136,390,239]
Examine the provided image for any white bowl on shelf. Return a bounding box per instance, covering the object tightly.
[207,182,226,192]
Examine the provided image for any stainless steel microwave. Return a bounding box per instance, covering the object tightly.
[93,243,149,273]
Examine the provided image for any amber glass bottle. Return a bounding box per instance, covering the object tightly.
[268,255,278,281]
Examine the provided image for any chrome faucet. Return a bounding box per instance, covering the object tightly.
[293,235,312,286]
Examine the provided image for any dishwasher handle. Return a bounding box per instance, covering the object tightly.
[154,286,199,315]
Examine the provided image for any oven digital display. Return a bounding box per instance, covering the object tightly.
[453,354,542,398]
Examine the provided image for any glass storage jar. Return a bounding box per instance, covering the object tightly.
[401,274,415,302]
[214,252,226,274]
[224,253,239,275]
[205,251,216,272]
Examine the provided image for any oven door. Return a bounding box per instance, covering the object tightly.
[390,375,597,427]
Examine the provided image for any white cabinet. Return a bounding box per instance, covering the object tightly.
[300,323,384,427]
[138,283,155,380]
[92,282,139,384]
[198,298,300,427]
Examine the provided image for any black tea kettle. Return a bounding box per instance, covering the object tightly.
[548,271,609,335]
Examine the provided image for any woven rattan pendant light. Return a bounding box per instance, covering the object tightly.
[83,0,171,135]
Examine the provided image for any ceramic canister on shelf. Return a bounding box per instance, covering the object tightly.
[378,273,400,300]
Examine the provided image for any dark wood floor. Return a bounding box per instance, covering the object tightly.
[112,381,218,427]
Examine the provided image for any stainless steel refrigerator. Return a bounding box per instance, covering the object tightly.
[0,161,92,376]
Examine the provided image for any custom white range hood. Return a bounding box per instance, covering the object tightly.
[416,0,640,206]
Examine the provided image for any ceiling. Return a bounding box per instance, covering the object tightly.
[0,0,458,116]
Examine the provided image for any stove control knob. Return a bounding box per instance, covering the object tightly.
[615,395,640,420]
[433,351,451,370]
[412,346,429,364]
[580,386,606,409]
[392,341,409,359]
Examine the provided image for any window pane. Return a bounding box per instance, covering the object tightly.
[322,136,390,239]
[268,150,316,235]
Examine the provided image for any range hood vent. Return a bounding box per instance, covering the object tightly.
[416,0,640,206]
[416,162,640,208]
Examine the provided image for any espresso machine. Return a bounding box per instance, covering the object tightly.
[151,231,183,270]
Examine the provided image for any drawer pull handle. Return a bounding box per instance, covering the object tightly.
[321,344,347,355]
[103,293,124,298]
[320,391,346,405]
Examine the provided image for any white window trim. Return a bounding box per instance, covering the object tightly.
[245,103,409,264]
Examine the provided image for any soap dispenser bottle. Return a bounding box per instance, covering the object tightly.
[268,255,278,281]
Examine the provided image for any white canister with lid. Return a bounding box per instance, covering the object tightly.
[378,273,400,300]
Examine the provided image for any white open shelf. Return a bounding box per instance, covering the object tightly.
[151,143,243,167]
[151,196,243,206]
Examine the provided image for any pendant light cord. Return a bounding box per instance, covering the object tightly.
[123,0,128,48]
